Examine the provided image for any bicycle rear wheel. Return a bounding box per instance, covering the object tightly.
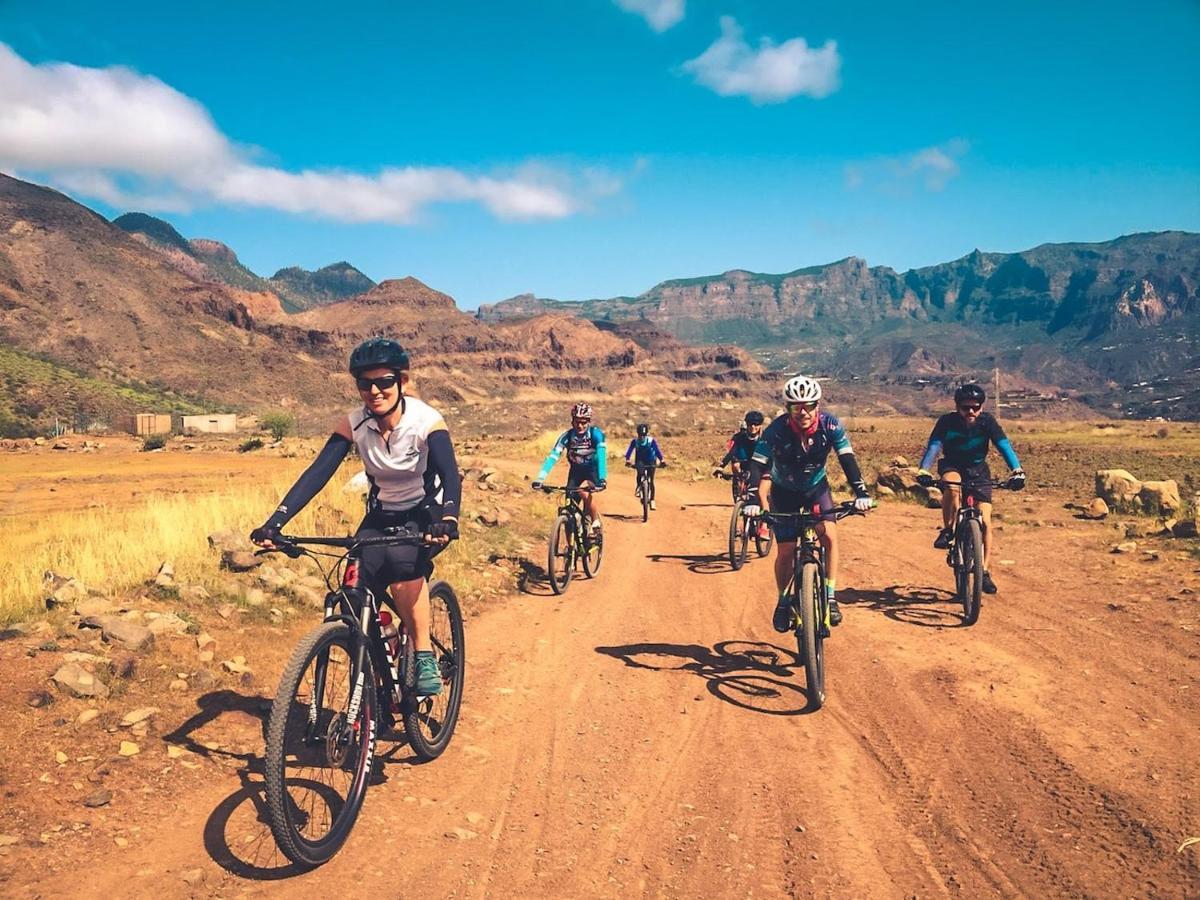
[402,581,465,760]
[728,502,749,571]
[960,518,984,625]
[754,516,774,558]
[264,621,376,867]
[798,562,825,709]
[582,518,603,577]
[547,515,572,594]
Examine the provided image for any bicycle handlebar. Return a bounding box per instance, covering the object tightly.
[762,500,873,526]
[534,484,607,494]
[625,462,666,468]
[257,526,431,556]
[928,478,1021,491]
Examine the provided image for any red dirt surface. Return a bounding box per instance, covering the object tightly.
[1,469,1198,897]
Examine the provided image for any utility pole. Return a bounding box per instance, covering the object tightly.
[993,367,1001,407]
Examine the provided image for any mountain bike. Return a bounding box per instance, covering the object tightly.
[764,502,871,711]
[715,470,773,570]
[535,484,605,594]
[627,461,666,522]
[256,527,464,866]
[929,477,1020,625]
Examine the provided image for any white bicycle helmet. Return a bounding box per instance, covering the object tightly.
[782,374,822,404]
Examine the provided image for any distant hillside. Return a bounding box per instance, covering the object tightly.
[479,233,1200,418]
[0,173,769,432]
[269,262,376,313]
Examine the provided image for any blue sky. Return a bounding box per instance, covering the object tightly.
[1,0,1197,308]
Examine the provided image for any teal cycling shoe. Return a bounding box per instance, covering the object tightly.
[414,651,443,696]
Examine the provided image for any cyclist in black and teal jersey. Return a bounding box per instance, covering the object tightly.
[754,376,871,632]
[713,410,767,502]
[532,401,608,532]
[624,423,665,509]
[916,383,1026,594]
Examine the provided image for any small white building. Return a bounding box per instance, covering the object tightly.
[181,413,238,434]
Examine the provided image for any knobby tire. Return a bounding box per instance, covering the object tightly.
[961,518,984,625]
[799,562,825,710]
[264,621,376,867]
[402,581,465,760]
[548,515,572,595]
[728,501,748,571]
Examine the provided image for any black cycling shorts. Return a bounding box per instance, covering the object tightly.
[356,504,435,592]
[566,462,600,490]
[769,481,835,542]
[937,460,993,504]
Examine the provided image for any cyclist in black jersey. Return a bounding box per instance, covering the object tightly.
[916,383,1026,595]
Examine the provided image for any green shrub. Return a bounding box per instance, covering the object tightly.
[142,434,166,451]
[239,437,264,453]
[260,411,296,442]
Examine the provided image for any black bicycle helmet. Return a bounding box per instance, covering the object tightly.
[744,410,764,426]
[348,337,410,375]
[954,383,986,405]
[636,423,649,437]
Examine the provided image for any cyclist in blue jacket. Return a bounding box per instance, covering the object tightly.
[624,423,665,509]
[532,401,607,532]
[916,383,1026,595]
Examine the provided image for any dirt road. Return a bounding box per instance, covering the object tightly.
[12,470,1200,897]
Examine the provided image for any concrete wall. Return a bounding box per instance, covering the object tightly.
[181,413,237,434]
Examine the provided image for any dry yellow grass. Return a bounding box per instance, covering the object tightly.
[0,468,367,623]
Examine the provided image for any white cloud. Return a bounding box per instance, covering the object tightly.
[614,0,685,32]
[844,140,970,193]
[682,17,840,104]
[0,43,607,223]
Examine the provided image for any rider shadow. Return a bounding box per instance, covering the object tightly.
[512,556,556,596]
[840,585,964,628]
[645,551,731,575]
[679,503,731,510]
[595,639,818,715]
[606,513,644,522]
[165,689,418,879]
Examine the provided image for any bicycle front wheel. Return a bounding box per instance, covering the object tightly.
[754,516,774,558]
[960,518,984,625]
[264,621,376,867]
[548,515,572,594]
[582,519,603,577]
[798,562,825,710]
[402,581,465,760]
[641,478,650,522]
[728,502,748,571]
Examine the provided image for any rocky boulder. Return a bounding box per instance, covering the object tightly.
[79,615,155,652]
[221,550,262,572]
[52,662,110,699]
[1080,497,1109,520]
[1095,470,1142,509]
[1138,480,1181,514]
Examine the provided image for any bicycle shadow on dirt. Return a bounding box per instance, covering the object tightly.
[595,639,818,715]
[645,551,733,575]
[510,555,556,596]
[840,585,964,628]
[164,689,420,879]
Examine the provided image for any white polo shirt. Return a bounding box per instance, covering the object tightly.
[349,397,447,510]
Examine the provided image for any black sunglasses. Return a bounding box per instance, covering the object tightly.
[788,401,819,412]
[356,374,400,392]
[958,403,982,412]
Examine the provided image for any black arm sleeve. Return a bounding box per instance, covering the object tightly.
[263,434,352,530]
[839,451,869,497]
[426,429,462,520]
